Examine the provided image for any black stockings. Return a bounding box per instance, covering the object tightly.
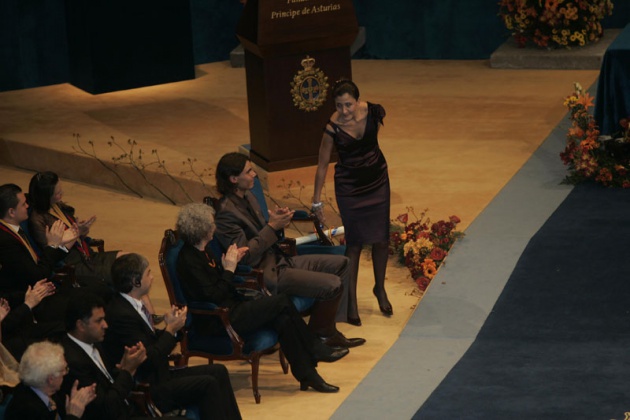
[344,241,391,318]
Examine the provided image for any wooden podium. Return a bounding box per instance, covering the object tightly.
[236,0,358,171]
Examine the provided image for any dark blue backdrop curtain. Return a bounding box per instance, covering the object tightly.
[1,0,629,92]
[352,0,506,59]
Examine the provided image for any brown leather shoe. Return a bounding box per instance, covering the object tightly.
[320,330,366,348]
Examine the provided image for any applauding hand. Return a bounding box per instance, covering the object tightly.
[66,380,97,418]
[268,206,295,231]
[117,342,147,375]
[164,305,188,335]
[24,278,56,309]
[221,244,249,273]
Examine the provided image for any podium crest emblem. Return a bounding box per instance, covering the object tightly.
[290,56,329,112]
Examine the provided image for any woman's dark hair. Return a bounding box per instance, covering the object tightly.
[332,79,360,100]
[216,152,249,196]
[28,171,59,213]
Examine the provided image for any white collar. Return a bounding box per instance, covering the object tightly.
[29,386,52,409]
[120,292,143,312]
[2,221,19,233]
[66,332,95,356]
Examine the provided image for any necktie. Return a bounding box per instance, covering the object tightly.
[92,347,114,383]
[141,303,154,331]
[17,228,29,243]
[48,399,61,420]
[16,227,39,262]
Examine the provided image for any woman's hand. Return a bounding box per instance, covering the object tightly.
[313,207,326,223]
[45,220,66,248]
[77,215,96,236]
[60,223,80,248]
[221,244,243,273]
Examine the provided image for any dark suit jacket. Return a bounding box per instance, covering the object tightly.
[1,303,65,360]
[61,335,135,420]
[4,383,78,420]
[0,225,66,301]
[214,193,286,293]
[103,293,177,385]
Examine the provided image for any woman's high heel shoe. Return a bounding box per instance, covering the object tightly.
[373,286,393,316]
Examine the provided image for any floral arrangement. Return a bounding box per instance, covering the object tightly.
[498,0,613,49]
[389,208,464,291]
[560,83,630,187]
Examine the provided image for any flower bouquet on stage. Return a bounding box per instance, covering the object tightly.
[389,208,464,291]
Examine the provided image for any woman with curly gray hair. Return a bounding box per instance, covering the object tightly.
[175,203,349,393]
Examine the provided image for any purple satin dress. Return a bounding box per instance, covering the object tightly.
[324,102,390,245]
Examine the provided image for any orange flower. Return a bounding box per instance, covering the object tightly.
[576,92,594,110]
[579,138,596,151]
[568,126,584,138]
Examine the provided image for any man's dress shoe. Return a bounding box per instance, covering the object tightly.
[313,346,349,363]
[300,376,340,393]
[321,330,366,348]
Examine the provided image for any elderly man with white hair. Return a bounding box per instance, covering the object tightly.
[5,341,96,419]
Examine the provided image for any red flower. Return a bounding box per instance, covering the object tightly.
[449,215,461,224]
[429,247,447,261]
[415,277,430,291]
[396,213,408,224]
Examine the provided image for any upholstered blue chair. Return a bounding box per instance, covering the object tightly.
[158,229,288,404]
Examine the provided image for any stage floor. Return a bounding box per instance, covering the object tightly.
[0,60,599,418]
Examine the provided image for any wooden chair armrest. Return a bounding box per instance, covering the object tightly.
[51,265,78,289]
[278,238,297,256]
[87,238,105,253]
[167,352,184,367]
[129,383,161,417]
[234,268,271,296]
[189,306,246,354]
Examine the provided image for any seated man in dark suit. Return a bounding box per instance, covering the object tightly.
[5,340,96,419]
[61,293,150,420]
[213,153,365,348]
[0,183,76,308]
[103,253,241,420]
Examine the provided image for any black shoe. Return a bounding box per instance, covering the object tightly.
[321,330,366,348]
[312,346,349,363]
[373,286,393,316]
[300,374,339,393]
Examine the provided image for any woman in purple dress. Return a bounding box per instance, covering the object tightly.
[312,79,392,326]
